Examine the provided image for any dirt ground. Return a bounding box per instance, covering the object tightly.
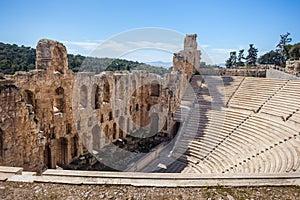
[0,181,299,200]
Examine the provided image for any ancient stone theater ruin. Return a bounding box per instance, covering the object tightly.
[0,34,299,186]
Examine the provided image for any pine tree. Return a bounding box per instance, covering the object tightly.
[237,49,245,66]
[276,32,292,66]
[225,51,237,68]
[246,44,258,66]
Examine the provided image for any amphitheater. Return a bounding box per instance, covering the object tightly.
[0,34,299,187]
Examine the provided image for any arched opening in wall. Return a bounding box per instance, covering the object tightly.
[80,85,88,108]
[0,129,3,164]
[23,90,35,106]
[66,123,72,135]
[132,80,137,97]
[150,113,159,135]
[119,116,125,138]
[150,81,160,97]
[118,80,124,99]
[52,46,65,74]
[104,125,109,144]
[127,117,130,134]
[163,117,168,131]
[44,145,52,168]
[112,123,118,140]
[53,87,65,113]
[71,136,78,158]
[92,125,101,149]
[82,132,88,153]
[102,77,110,103]
[56,137,68,166]
[91,84,100,109]
[147,104,151,111]
[109,112,113,121]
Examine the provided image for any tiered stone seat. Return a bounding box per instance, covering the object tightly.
[173,106,190,122]
[194,114,299,173]
[232,135,300,173]
[290,110,300,123]
[260,80,300,120]
[185,109,250,161]
[221,76,245,105]
[163,76,300,174]
[229,78,288,112]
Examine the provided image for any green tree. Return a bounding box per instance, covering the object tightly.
[225,51,237,68]
[258,50,282,65]
[246,44,258,66]
[276,32,292,66]
[237,49,245,66]
[288,42,300,60]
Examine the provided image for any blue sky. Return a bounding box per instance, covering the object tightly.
[1,0,299,64]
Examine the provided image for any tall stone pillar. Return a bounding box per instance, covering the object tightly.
[173,34,201,80]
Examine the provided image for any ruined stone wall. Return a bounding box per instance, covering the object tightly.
[0,34,200,172]
[173,34,201,80]
[0,79,42,171]
[72,70,180,152]
[285,60,300,76]
[1,40,81,172]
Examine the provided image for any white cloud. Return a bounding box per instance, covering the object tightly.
[212,48,237,54]
[200,44,210,48]
[90,40,182,61]
[61,40,103,55]
[60,39,178,62]
[61,39,249,65]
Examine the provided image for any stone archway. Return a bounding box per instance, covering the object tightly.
[53,87,65,113]
[44,145,52,168]
[104,125,109,144]
[112,123,118,140]
[150,81,160,97]
[92,125,101,149]
[132,79,137,97]
[23,90,35,106]
[150,113,159,135]
[91,84,100,109]
[118,80,124,99]
[102,77,110,103]
[119,116,125,138]
[80,85,88,108]
[71,136,78,158]
[56,137,68,166]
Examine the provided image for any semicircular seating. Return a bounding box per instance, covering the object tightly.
[171,76,300,174]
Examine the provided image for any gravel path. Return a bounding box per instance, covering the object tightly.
[0,182,299,200]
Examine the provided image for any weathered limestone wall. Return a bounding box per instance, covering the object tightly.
[0,79,42,171]
[72,70,183,152]
[173,34,201,80]
[0,34,201,172]
[1,40,82,172]
[285,60,300,76]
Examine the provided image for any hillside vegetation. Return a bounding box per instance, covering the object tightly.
[0,42,171,76]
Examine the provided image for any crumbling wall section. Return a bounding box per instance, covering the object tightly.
[0,79,42,171]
